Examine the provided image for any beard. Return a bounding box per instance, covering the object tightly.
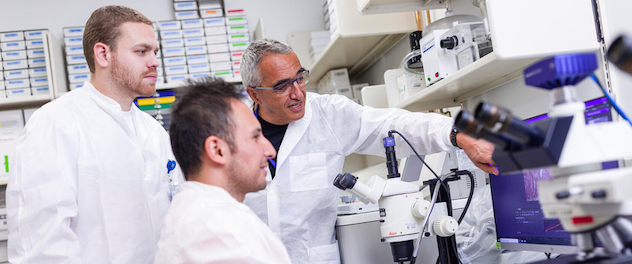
[227,151,267,195]
[110,54,156,97]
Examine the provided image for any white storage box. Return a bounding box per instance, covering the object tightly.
[5,78,29,89]
[4,69,28,80]
[165,65,188,75]
[211,71,232,79]
[204,26,227,36]
[181,19,203,29]
[0,72,3,80]
[70,82,84,90]
[31,86,50,95]
[225,16,247,26]
[228,34,249,43]
[190,72,211,79]
[228,42,249,52]
[64,37,83,47]
[29,67,48,77]
[207,43,229,53]
[156,76,164,84]
[184,37,206,47]
[230,51,243,61]
[185,46,207,55]
[203,17,225,27]
[65,46,84,55]
[227,25,249,34]
[183,28,204,38]
[0,32,24,42]
[67,64,90,74]
[199,0,222,9]
[24,30,46,40]
[4,59,28,70]
[206,35,228,44]
[167,74,188,83]
[66,55,87,65]
[30,77,48,87]
[63,27,84,37]
[0,81,3,89]
[161,38,185,48]
[162,47,186,57]
[160,30,183,40]
[68,73,90,83]
[2,51,27,61]
[163,56,187,66]
[188,63,210,73]
[225,9,246,17]
[200,9,222,18]
[1,41,25,51]
[159,21,182,30]
[28,58,46,68]
[174,1,197,11]
[27,49,45,59]
[232,60,241,70]
[210,61,231,71]
[26,40,44,49]
[187,54,209,64]
[7,88,30,97]
[175,11,199,20]
[208,52,230,63]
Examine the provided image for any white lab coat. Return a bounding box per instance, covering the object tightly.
[155,181,292,264]
[243,93,457,263]
[7,81,182,263]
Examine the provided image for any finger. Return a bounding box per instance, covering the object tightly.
[475,162,499,175]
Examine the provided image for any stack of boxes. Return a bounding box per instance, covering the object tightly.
[63,27,89,90]
[323,0,339,37]
[317,68,352,98]
[0,30,50,98]
[308,31,330,63]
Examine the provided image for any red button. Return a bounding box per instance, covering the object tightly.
[435,72,439,77]
[572,216,594,225]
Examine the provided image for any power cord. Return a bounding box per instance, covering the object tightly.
[589,73,632,126]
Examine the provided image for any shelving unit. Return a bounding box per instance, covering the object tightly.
[394,52,541,112]
[356,0,445,15]
[155,75,242,90]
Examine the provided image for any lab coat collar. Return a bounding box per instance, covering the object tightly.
[180,181,239,203]
[275,93,313,170]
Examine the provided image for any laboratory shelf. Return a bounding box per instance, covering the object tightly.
[394,52,541,112]
[0,94,53,111]
[155,76,242,91]
[356,0,445,15]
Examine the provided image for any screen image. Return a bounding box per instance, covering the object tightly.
[490,97,618,250]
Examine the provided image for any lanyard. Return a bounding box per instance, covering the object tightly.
[254,106,277,169]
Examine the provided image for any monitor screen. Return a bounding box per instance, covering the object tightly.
[490,97,618,253]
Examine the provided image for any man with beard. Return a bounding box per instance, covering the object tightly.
[154,77,291,264]
[6,6,182,263]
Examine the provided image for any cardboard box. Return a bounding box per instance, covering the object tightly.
[207,43,229,53]
[160,30,183,40]
[175,11,199,20]
[31,86,50,95]
[24,30,46,40]
[65,46,84,55]
[162,47,186,57]
[29,67,48,77]
[228,34,249,43]
[208,52,230,63]
[27,49,45,59]
[184,37,206,47]
[5,78,29,89]
[188,63,210,73]
[183,28,204,38]
[187,54,209,64]
[68,73,90,83]
[3,59,28,70]
[4,69,28,80]
[0,32,24,42]
[2,51,27,61]
[165,65,188,75]
[200,9,223,18]
[64,36,83,47]
[206,35,227,44]
[67,64,90,74]
[66,55,87,65]
[7,88,30,97]
[210,61,231,71]
[174,1,197,11]
[203,17,225,27]
[204,26,227,36]
[1,41,25,51]
[225,16,247,26]
[28,58,46,68]
[63,27,84,37]
[181,19,204,29]
[185,46,207,55]
[26,40,44,49]
[166,74,188,83]
[162,56,187,66]
[159,21,182,30]
[30,77,48,87]
[161,38,185,48]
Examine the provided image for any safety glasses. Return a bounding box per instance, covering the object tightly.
[254,70,310,96]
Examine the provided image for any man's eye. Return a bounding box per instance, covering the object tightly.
[138,50,145,54]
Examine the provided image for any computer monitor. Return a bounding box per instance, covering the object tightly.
[490,97,619,254]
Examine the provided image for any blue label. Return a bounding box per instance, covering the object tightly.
[188,55,206,60]
[9,71,23,75]
[11,90,24,94]
[34,68,46,72]
[70,38,82,41]
[71,56,85,60]
[191,64,206,69]
[165,40,181,44]
[7,52,20,56]
[4,33,18,37]
[36,87,49,91]
[69,46,82,51]
[184,29,202,34]
[9,80,25,84]
[32,50,44,54]
[28,32,42,36]
[72,65,86,70]
[74,75,88,79]
[205,18,222,24]
[33,59,45,63]
[188,46,204,51]
[30,41,43,45]
[191,73,209,78]
[69,29,83,33]
[166,48,184,53]
[7,43,19,46]
[171,76,186,80]
[170,66,185,71]
[7,61,20,65]
[178,11,195,15]
[164,31,180,35]
[33,78,47,82]
[176,3,194,7]
[168,58,184,63]
[184,20,200,25]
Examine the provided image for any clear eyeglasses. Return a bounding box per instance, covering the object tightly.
[254,70,310,96]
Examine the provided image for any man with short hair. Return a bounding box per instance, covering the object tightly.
[7,5,181,263]
[241,38,498,263]
[154,77,291,264]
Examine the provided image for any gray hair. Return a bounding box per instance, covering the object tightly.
[240,38,293,88]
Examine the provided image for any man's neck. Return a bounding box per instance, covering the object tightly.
[90,73,135,111]
[192,168,246,202]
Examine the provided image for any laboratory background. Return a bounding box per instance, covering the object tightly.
[0,0,632,263]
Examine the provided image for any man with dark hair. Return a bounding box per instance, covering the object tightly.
[154,77,290,263]
[6,5,181,263]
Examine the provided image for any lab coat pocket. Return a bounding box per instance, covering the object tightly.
[290,153,328,192]
[308,241,341,263]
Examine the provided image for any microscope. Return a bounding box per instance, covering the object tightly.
[455,48,632,263]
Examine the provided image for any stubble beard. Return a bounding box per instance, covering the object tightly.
[110,55,156,98]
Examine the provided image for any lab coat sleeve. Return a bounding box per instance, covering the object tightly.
[7,110,82,263]
[315,94,455,157]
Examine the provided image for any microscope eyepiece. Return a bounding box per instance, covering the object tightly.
[333,173,357,191]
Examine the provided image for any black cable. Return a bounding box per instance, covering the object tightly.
[457,171,475,224]
[545,252,551,259]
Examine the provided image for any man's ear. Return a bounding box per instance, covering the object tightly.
[246,87,262,105]
[204,135,229,165]
[93,42,111,69]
